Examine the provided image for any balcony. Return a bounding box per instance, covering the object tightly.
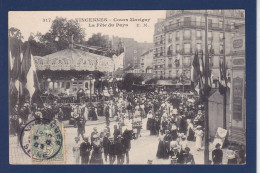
[196,36,202,40]
[165,21,234,32]
[183,36,191,40]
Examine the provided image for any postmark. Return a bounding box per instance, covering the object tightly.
[19,118,65,163]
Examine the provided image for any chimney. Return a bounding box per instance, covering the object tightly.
[69,35,74,48]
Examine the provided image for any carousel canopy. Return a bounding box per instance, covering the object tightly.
[34,48,114,72]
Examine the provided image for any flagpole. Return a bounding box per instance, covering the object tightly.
[204,10,210,164]
[222,10,227,129]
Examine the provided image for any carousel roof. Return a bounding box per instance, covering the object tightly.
[34,48,114,72]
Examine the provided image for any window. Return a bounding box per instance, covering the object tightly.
[168,33,172,43]
[220,32,224,40]
[208,19,213,27]
[196,16,201,25]
[196,30,202,39]
[220,43,224,54]
[208,43,212,50]
[167,45,173,56]
[176,19,180,26]
[196,43,202,51]
[85,82,88,89]
[176,31,180,41]
[169,71,172,78]
[184,17,191,26]
[61,82,65,88]
[176,44,180,53]
[212,56,219,67]
[219,20,223,29]
[72,82,78,86]
[231,22,235,29]
[208,31,213,40]
[184,43,191,53]
[184,29,191,40]
[183,56,191,66]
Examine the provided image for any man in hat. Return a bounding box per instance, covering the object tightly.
[122,125,133,164]
[80,137,92,164]
[108,136,116,164]
[72,137,81,164]
[103,132,110,163]
[153,116,160,136]
[104,103,110,126]
[184,147,195,164]
[115,135,125,164]
[113,125,121,140]
[212,143,223,164]
[91,127,98,144]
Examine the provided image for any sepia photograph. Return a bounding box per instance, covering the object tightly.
[8,10,246,165]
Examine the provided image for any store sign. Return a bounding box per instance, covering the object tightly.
[232,36,245,52]
[232,77,243,121]
[233,39,243,48]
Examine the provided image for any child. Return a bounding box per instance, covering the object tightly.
[72,137,81,164]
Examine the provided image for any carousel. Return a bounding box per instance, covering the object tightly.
[34,44,115,104]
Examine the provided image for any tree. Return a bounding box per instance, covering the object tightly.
[86,33,110,48]
[28,17,86,56]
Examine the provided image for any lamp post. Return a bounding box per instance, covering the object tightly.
[100,76,105,98]
[88,74,93,103]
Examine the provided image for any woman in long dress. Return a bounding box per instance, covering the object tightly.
[195,126,204,151]
[90,136,103,164]
[146,111,154,131]
[156,131,168,159]
[186,119,195,141]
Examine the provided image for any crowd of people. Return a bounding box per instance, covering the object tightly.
[9,87,246,164]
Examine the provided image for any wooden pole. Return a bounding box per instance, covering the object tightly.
[204,10,210,164]
[223,10,227,129]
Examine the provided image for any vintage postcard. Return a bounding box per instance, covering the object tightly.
[9,10,246,165]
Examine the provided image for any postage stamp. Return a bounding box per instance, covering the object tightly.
[20,119,66,164]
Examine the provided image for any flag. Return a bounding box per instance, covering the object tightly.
[218,59,227,95]
[11,46,23,96]
[191,51,201,88]
[21,43,39,98]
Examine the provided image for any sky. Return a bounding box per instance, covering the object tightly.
[9,11,166,43]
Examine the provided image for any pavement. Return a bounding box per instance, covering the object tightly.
[9,117,230,165]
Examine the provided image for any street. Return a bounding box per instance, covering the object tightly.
[10,117,230,165]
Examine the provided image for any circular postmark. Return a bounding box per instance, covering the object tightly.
[20,118,63,161]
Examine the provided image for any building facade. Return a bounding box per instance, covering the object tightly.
[153,10,245,84]
[140,48,154,73]
[153,19,166,79]
[112,36,153,70]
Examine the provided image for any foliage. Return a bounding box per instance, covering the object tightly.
[85,33,110,48]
